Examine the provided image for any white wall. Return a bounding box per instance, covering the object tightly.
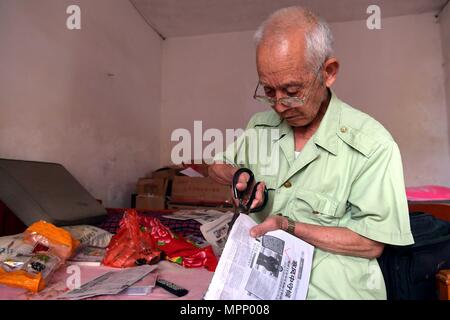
[161,13,450,187]
[0,0,162,207]
[332,13,449,187]
[440,2,450,158]
[161,30,260,165]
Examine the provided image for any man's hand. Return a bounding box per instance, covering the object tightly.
[250,215,287,237]
[235,172,266,210]
[208,164,266,210]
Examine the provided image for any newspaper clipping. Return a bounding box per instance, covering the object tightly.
[163,209,234,255]
[204,214,314,300]
[199,213,234,256]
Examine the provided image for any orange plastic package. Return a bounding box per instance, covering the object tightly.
[24,221,80,260]
[0,221,79,292]
[0,267,45,293]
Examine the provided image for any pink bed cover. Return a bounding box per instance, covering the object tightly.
[0,261,213,300]
[406,185,450,201]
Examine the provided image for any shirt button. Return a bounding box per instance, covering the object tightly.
[340,126,348,133]
[283,181,292,188]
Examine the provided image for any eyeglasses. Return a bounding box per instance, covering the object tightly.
[253,67,322,108]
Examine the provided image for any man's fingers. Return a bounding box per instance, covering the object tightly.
[250,225,263,238]
[236,172,250,191]
[250,221,272,238]
[250,215,279,238]
[250,182,266,209]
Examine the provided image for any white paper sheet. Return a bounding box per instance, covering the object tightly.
[204,215,314,300]
[57,265,158,300]
[179,167,205,177]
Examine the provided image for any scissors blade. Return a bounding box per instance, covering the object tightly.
[227,214,238,235]
[227,205,244,234]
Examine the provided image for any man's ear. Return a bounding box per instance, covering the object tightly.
[323,58,339,88]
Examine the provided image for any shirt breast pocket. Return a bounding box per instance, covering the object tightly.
[291,189,344,226]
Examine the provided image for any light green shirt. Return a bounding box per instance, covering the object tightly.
[215,91,414,300]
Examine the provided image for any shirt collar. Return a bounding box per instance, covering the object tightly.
[312,89,342,156]
[252,89,343,156]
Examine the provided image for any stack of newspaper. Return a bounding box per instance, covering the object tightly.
[58,265,157,299]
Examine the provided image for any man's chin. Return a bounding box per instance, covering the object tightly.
[284,116,308,127]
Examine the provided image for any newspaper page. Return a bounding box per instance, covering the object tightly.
[200,212,234,256]
[162,209,232,224]
[204,214,314,300]
[57,265,157,300]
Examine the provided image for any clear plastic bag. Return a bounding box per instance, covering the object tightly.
[0,220,77,292]
[0,246,62,292]
[63,225,112,248]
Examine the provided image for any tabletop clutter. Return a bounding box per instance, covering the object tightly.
[0,209,219,299]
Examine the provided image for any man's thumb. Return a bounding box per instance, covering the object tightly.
[250,225,260,238]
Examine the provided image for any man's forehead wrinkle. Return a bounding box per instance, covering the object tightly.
[257,52,306,85]
[257,32,307,65]
[259,26,308,49]
[259,69,307,89]
[258,45,303,67]
[274,38,291,56]
[256,28,310,88]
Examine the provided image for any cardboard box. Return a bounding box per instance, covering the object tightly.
[151,166,182,180]
[135,194,166,210]
[170,176,231,205]
[136,177,168,196]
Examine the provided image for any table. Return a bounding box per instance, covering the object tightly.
[0,261,213,300]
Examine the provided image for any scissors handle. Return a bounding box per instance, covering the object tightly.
[246,181,269,213]
[231,168,269,213]
[227,169,270,234]
[232,168,254,200]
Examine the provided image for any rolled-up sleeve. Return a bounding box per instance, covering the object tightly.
[346,141,414,246]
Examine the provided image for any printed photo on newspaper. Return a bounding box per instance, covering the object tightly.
[200,212,234,256]
[204,214,314,300]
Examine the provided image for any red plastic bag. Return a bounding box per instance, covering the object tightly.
[103,210,218,271]
[102,210,161,268]
[139,214,218,271]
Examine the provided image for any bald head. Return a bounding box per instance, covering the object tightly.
[255,6,334,73]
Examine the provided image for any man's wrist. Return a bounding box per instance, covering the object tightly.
[277,214,296,235]
[285,217,296,235]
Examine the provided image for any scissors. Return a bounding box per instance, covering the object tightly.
[227,168,268,233]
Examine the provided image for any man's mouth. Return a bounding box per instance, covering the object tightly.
[284,114,299,120]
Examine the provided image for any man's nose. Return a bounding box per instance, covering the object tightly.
[272,91,289,112]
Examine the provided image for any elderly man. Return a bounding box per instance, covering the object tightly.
[209,7,414,299]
